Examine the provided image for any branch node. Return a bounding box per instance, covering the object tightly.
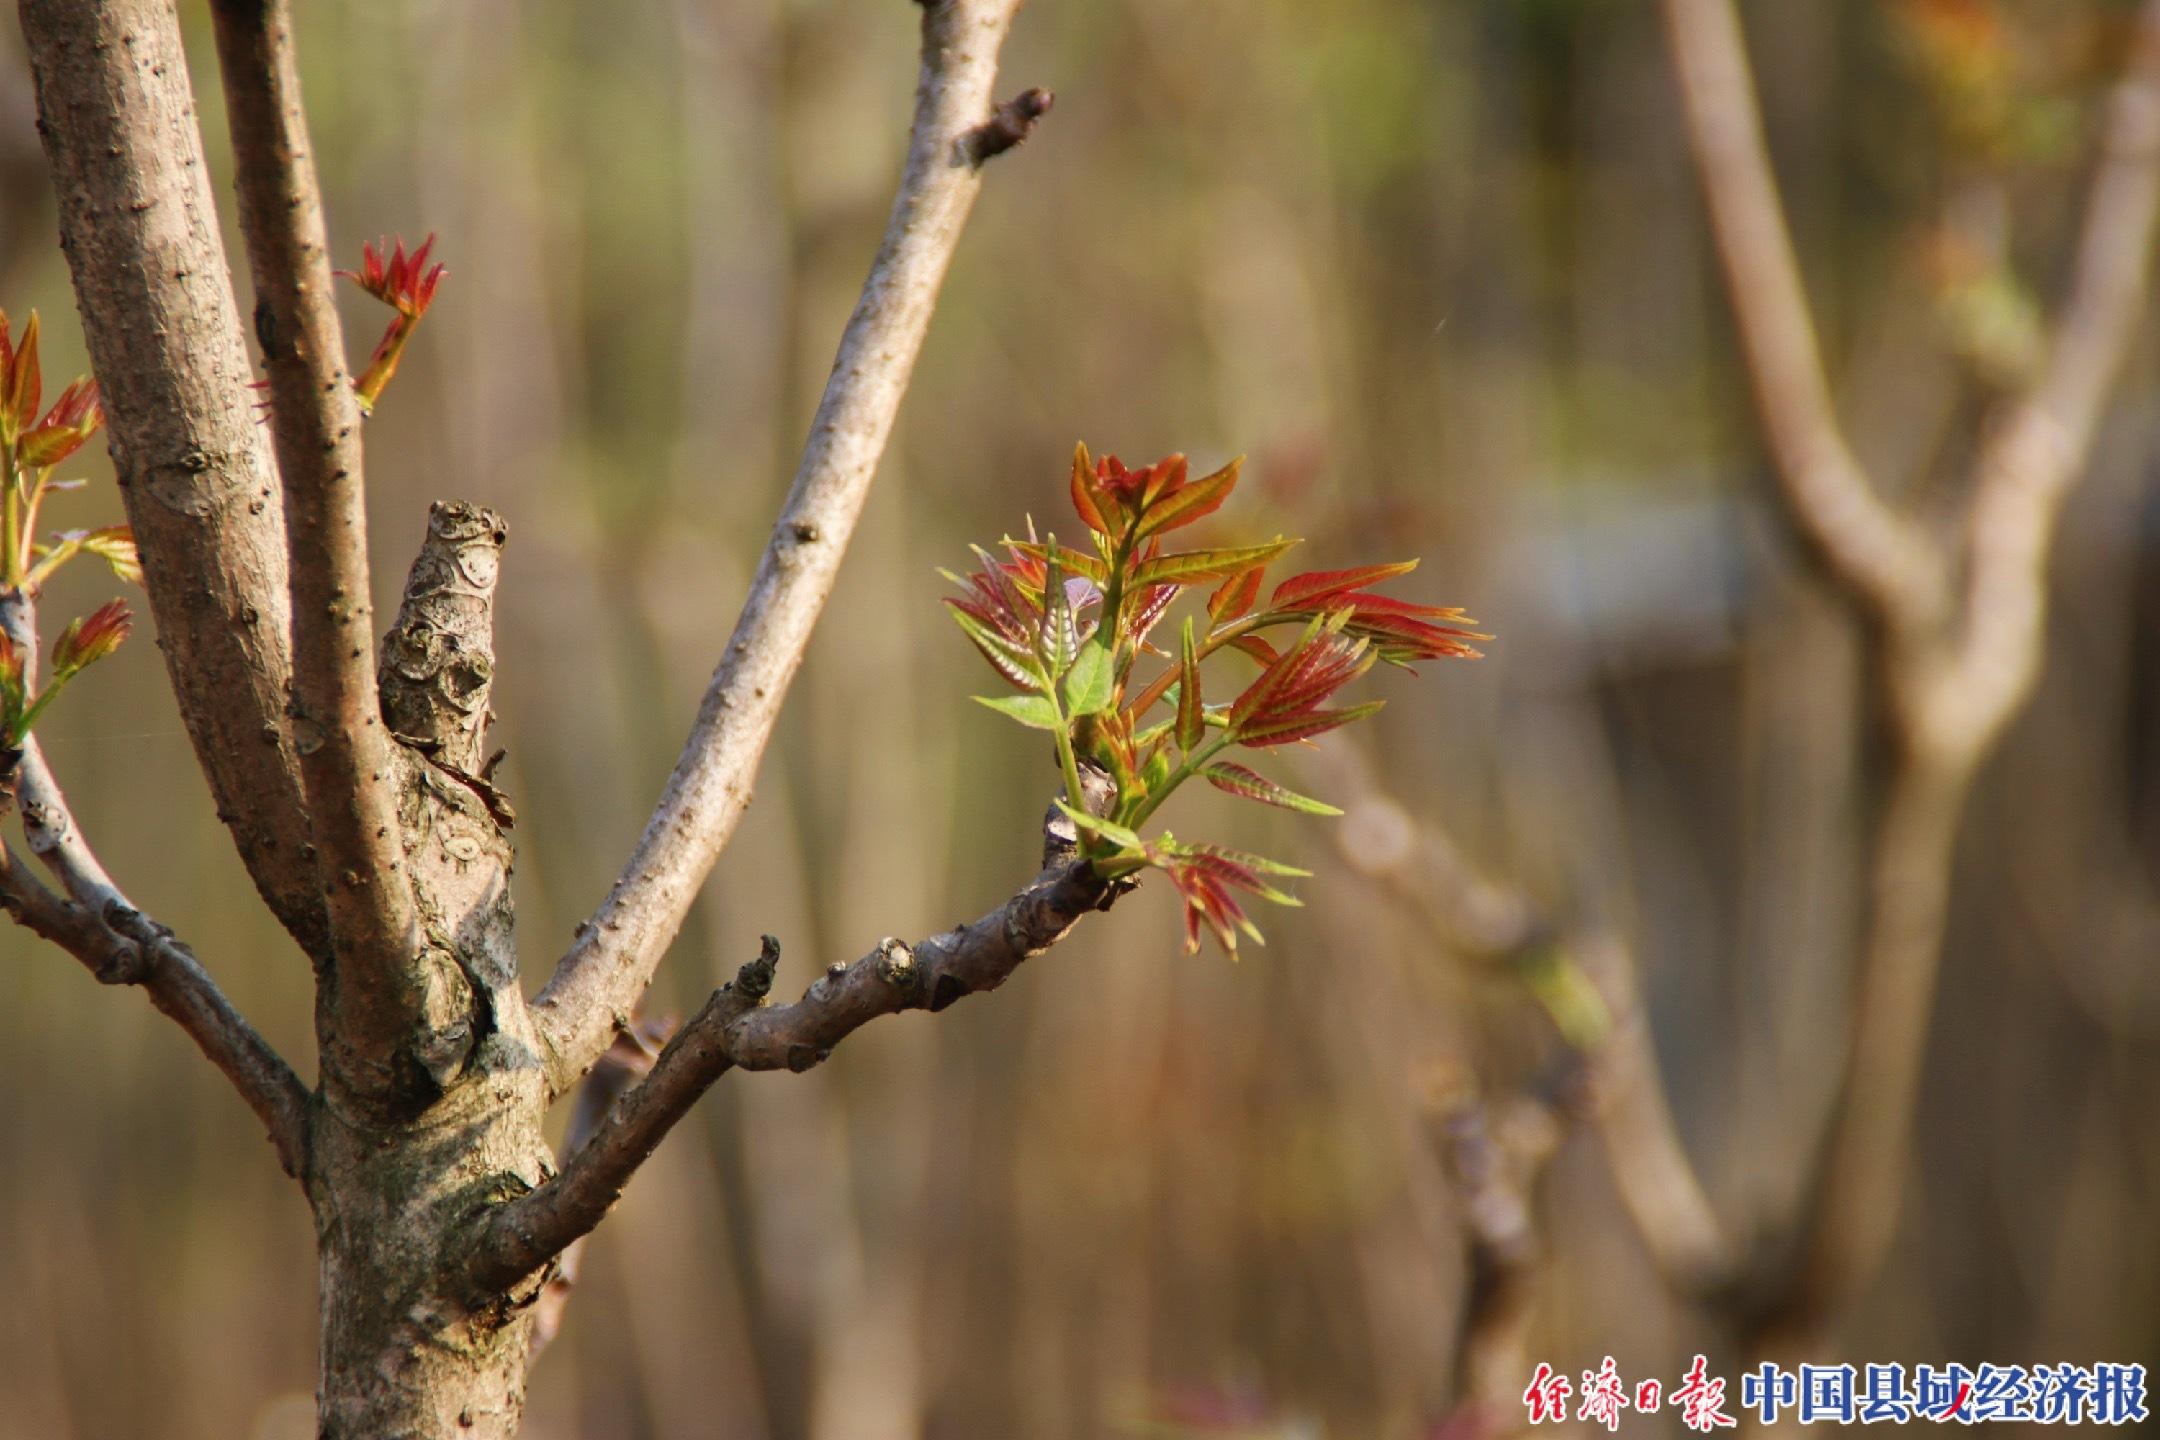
[736,935,780,1002]
[928,972,967,1013]
[874,935,917,988]
[964,86,1053,165]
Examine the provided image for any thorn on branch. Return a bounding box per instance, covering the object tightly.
[964,87,1054,166]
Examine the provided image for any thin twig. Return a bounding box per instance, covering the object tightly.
[208,0,422,1063]
[478,861,1102,1292]
[532,0,1046,1095]
[1,590,308,1175]
[1661,0,1947,634]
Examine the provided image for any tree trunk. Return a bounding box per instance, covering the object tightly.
[305,501,556,1438]
[311,1084,549,1439]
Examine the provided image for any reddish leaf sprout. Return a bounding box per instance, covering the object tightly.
[0,308,137,748]
[944,442,1487,954]
[338,235,447,414]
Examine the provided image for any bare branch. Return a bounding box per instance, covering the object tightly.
[1748,5,2160,1355]
[1749,753,1966,1352]
[17,0,325,952]
[1661,0,1948,633]
[1947,0,2160,754]
[478,861,1102,1292]
[526,1016,676,1362]
[207,0,421,1049]
[0,590,309,1173]
[532,0,1045,1094]
[1316,744,1737,1299]
[1430,1072,1570,1428]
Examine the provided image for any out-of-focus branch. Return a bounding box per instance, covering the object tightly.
[17,0,324,953]
[1316,745,1737,1303]
[1947,1,2160,755]
[532,0,1049,1095]
[0,591,308,1176]
[208,0,420,1062]
[1663,0,2160,1359]
[1661,0,1947,634]
[1428,1067,1572,1432]
[527,1016,677,1361]
[477,861,1103,1293]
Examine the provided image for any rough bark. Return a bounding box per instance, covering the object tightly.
[17,0,324,952]
[11,1,1052,1433]
[310,504,552,1439]
[210,0,425,1079]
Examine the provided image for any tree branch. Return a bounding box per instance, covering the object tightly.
[1661,0,1947,634]
[207,0,421,1055]
[1662,0,2160,1359]
[1315,744,1736,1300]
[1945,0,2160,755]
[531,0,1046,1095]
[0,595,308,1175]
[1429,1071,1571,1430]
[476,860,1102,1293]
[526,1016,675,1362]
[17,0,325,953]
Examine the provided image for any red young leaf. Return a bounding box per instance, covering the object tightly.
[3,309,42,435]
[1235,698,1385,747]
[1136,455,1241,539]
[1176,618,1204,752]
[1270,561,1419,610]
[1069,441,1112,535]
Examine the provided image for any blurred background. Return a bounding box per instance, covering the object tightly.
[4,0,2159,1436]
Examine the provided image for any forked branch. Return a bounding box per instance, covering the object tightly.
[1663,0,2160,1357]
[476,860,1103,1292]
[532,0,1047,1094]
[208,0,420,1055]
[1661,0,1947,633]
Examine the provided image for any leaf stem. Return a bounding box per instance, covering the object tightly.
[1124,732,1234,831]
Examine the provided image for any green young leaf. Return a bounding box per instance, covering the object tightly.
[1202,762,1344,815]
[1176,617,1204,752]
[973,692,1064,730]
[1130,538,1299,590]
[1060,636,1115,716]
[81,526,141,587]
[1041,542,1075,672]
[1051,799,1145,854]
[1140,745,1173,794]
[948,608,1045,692]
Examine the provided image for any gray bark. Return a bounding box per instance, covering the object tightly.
[18,0,324,952]
[11,0,1048,1434]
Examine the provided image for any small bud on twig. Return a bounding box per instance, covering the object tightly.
[965,87,1054,166]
